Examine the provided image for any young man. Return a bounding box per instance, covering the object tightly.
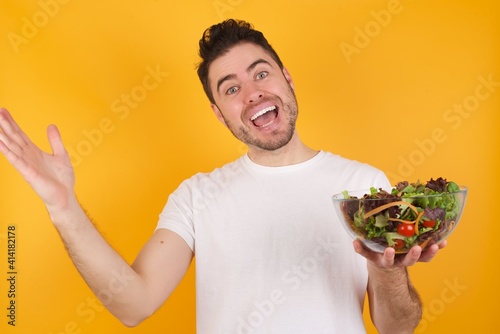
[0,19,442,333]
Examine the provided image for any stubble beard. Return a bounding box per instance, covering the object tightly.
[225,89,298,151]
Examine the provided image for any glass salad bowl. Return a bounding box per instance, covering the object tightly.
[331,178,468,254]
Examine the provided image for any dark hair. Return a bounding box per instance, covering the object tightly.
[197,19,284,104]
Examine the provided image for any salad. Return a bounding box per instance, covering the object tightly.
[339,177,464,252]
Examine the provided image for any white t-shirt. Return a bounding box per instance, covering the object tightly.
[156,151,390,333]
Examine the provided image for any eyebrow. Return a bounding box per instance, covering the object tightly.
[216,58,272,94]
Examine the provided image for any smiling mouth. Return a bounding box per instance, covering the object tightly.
[250,105,278,128]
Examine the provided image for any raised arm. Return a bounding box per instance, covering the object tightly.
[0,107,192,326]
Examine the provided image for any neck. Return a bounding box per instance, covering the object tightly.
[247,132,319,167]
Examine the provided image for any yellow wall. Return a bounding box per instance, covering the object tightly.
[0,0,498,333]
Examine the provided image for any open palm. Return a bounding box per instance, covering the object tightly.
[0,108,75,210]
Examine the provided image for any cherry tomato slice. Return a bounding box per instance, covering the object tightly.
[422,220,437,228]
[393,239,405,250]
[397,223,416,237]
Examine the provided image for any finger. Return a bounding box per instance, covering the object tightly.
[417,244,440,263]
[0,108,19,136]
[353,239,372,256]
[0,108,24,134]
[0,134,11,155]
[0,133,29,170]
[353,240,388,266]
[353,240,376,260]
[0,108,30,148]
[0,128,24,157]
[399,246,422,266]
[380,247,396,267]
[47,124,66,156]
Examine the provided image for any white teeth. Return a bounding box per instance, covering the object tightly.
[250,106,276,121]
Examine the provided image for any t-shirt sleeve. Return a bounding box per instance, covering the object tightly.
[155,181,196,252]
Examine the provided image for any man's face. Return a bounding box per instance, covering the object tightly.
[208,42,298,152]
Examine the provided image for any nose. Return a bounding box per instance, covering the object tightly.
[245,82,264,104]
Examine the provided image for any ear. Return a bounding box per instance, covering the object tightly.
[210,103,227,127]
[282,67,295,91]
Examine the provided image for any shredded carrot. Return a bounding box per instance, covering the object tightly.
[419,238,432,249]
[364,201,419,218]
[364,200,424,235]
[414,210,425,235]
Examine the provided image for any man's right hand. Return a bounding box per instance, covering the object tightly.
[0,107,76,213]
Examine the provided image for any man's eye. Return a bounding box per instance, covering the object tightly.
[256,71,268,79]
[226,86,239,95]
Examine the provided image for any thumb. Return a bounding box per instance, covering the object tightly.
[46,124,66,156]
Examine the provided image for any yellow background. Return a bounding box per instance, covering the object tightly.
[0,0,498,333]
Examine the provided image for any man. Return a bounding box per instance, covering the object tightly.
[0,19,442,333]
